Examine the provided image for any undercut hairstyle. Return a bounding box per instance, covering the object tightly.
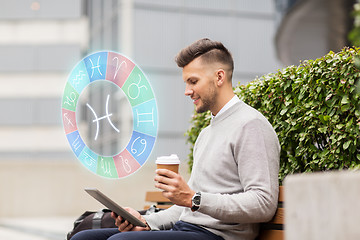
[175,38,234,81]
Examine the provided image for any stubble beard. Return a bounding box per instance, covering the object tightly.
[195,85,217,114]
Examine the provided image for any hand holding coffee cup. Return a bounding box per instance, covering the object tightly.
[155,154,194,207]
[156,154,180,173]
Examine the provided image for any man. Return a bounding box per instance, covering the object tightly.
[71,38,280,240]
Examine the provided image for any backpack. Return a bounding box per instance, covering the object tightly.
[66,209,116,240]
[66,205,162,240]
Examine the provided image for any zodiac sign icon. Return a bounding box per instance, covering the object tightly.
[63,112,74,127]
[119,156,131,173]
[64,92,77,107]
[100,157,112,176]
[113,57,127,80]
[83,152,96,167]
[131,137,147,157]
[136,108,154,127]
[72,135,82,152]
[89,56,103,78]
[86,94,120,141]
[128,74,147,100]
[73,70,86,87]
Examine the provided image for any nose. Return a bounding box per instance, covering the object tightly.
[184,85,193,96]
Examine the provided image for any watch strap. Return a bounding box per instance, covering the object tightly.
[191,192,201,212]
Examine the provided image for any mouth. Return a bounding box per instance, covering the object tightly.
[192,97,200,105]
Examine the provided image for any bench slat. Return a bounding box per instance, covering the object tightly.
[145,191,172,203]
[257,230,284,240]
[257,186,284,240]
[278,186,284,202]
[267,208,284,225]
[144,204,173,210]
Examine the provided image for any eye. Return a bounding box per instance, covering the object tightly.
[190,79,198,85]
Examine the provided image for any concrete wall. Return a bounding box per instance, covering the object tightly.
[285,171,360,240]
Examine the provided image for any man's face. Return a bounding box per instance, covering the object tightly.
[183,57,218,114]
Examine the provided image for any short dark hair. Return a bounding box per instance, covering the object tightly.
[175,38,234,80]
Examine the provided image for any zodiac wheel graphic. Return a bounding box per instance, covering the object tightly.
[61,51,158,179]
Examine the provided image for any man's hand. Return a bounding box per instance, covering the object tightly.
[154,169,195,208]
[111,207,150,232]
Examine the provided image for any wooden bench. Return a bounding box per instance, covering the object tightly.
[145,186,284,240]
[144,191,174,210]
[256,186,284,240]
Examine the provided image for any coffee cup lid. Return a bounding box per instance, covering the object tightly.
[156,154,180,164]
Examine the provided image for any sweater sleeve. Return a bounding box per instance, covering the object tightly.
[143,205,184,230]
[196,118,280,223]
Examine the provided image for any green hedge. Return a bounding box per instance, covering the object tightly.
[185,47,360,183]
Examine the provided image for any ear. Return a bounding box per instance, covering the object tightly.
[215,69,226,87]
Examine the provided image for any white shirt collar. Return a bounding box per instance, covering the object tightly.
[212,95,240,119]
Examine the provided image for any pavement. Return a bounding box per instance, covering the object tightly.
[0,217,75,240]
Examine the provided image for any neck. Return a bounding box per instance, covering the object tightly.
[211,89,235,116]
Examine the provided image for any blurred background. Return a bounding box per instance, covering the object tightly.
[0,0,354,239]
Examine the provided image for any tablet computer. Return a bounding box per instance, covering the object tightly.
[84,188,147,227]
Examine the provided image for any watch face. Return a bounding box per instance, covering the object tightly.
[193,194,201,205]
[62,51,158,179]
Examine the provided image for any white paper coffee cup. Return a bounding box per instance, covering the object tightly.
[156,154,180,173]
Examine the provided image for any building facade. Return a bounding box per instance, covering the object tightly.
[0,0,282,218]
[85,0,282,163]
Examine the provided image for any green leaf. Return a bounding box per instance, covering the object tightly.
[284,100,292,106]
[280,109,287,116]
[341,95,350,104]
[341,104,350,112]
[355,110,360,117]
[318,127,328,133]
[343,140,352,150]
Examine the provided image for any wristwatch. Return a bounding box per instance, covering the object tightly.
[191,192,201,212]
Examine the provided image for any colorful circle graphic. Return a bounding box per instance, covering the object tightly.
[61,51,158,179]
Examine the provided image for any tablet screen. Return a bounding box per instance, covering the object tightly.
[85,188,147,227]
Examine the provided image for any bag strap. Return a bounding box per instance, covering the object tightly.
[92,210,105,229]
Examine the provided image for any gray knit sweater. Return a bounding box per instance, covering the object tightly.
[144,99,280,240]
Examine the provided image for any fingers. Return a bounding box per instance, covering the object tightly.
[117,219,149,232]
[114,215,125,226]
[114,208,149,232]
[155,174,175,186]
[113,213,131,232]
[154,176,178,193]
[153,169,194,207]
[117,219,134,232]
[155,181,174,193]
[154,169,180,185]
[154,169,184,192]
[110,212,118,220]
[156,169,177,178]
